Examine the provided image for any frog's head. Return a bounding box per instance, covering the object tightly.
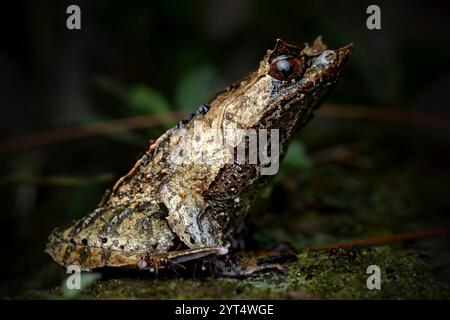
[258,37,354,133]
[265,37,353,93]
[219,37,353,148]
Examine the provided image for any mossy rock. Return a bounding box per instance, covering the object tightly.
[24,246,448,300]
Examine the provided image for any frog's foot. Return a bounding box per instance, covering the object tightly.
[138,245,229,272]
[217,263,287,278]
[213,255,288,278]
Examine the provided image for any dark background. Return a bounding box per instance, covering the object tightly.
[1,0,450,297]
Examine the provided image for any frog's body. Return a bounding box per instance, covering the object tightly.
[46,37,353,272]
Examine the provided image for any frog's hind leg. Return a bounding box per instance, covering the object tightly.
[140,245,229,272]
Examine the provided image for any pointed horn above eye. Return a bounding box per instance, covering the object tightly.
[269,38,302,61]
[272,38,287,53]
[304,36,328,56]
[275,38,287,47]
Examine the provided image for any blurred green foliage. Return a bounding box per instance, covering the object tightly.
[175,65,223,111]
[126,85,171,115]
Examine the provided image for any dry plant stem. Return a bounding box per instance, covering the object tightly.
[308,228,449,250]
[0,112,184,153]
[1,105,449,153]
[320,103,450,131]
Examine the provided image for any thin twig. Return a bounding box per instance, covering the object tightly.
[319,103,450,131]
[0,112,184,153]
[307,228,449,250]
[1,105,449,153]
[0,173,114,187]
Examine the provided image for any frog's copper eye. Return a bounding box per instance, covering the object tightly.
[268,55,303,81]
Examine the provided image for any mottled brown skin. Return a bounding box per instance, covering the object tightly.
[46,37,353,272]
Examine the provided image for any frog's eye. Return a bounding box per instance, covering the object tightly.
[268,55,303,81]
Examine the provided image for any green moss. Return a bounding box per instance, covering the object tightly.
[27,247,447,300]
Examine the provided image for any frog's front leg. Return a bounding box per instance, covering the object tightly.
[161,183,222,248]
[138,245,229,271]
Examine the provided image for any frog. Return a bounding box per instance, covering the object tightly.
[46,37,353,276]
